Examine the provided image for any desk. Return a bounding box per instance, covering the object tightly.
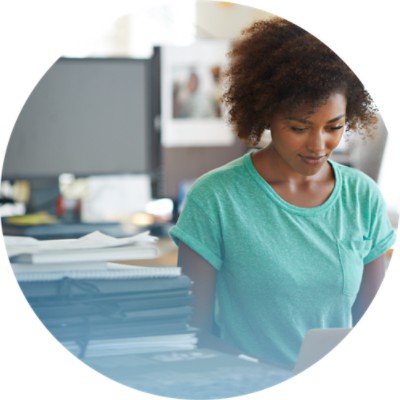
[83,347,293,399]
[118,237,178,267]
[11,229,294,398]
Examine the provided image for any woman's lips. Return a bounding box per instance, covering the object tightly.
[299,154,326,165]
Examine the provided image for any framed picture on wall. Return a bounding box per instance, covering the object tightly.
[160,40,235,147]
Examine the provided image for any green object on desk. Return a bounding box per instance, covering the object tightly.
[5,211,58,226]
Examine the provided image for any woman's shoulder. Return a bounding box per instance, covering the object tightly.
[181,154,250,208]
[191,154,249,190]
[331,160,382,197]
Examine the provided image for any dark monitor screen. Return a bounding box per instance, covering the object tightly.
[2,56,160,182]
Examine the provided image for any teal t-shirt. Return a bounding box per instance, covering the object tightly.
[169,153,396,368]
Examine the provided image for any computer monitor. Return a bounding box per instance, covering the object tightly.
[1,52,162,212]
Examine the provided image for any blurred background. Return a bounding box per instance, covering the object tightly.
[1,0,397,240]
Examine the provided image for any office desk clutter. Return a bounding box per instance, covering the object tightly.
[16,269,197,359]
[15,266,291,398]
[6,231,197,357]
[5,230,293,398]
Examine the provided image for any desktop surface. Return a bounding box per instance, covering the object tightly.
[83,347,293,399]
[1,219,173,240]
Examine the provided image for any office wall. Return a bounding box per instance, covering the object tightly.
[160,1,273,199]
[45,2,395,211]
[161,139,247,199]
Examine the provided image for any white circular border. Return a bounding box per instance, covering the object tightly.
[1,1,399,399]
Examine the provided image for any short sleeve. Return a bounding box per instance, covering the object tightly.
[363,187,397,264]
[169,193,223,271]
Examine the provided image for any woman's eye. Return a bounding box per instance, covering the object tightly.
[328,125,344,131]
[290,126,306,133]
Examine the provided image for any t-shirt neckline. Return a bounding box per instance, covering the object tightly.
[243,152,341,216]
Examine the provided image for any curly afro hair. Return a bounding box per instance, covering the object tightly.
[222,17,378,145]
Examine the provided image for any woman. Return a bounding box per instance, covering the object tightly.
[169,17,396,370]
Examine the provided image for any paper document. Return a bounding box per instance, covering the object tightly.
[13,262,181,281]
[63,333,198,357]
[5,230,158,257]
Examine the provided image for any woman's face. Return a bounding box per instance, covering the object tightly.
[269,92,347,177]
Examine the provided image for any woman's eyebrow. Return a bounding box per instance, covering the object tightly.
[284,114,346,124]
[327,114,346,123]
[284,117,311,124]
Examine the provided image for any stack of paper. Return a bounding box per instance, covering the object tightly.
[5,230,159,264]
[12,262,181,282]
[15,269,196,358]
[63,333,198,358]
[6,231,197,358]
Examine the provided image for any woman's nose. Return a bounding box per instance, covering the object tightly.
[306,130,325,154]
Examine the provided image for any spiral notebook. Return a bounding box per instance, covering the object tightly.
[12,262,181,282]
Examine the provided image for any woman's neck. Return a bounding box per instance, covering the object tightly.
[251,146,335,208]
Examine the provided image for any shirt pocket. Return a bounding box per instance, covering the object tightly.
[337,239,373,296]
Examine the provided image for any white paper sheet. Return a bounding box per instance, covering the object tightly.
[4,230,158,257]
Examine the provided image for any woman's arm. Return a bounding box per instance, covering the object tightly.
[351,254,386,325]
[178,241,217,334]
[178,241,241,354]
